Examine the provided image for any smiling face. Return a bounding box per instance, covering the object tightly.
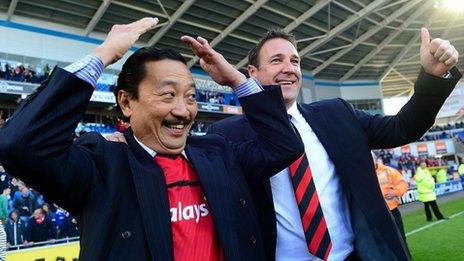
[248,38,302,109]
[118,59,197,155]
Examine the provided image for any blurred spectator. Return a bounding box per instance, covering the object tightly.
[12,63,24,82]
[208,94,217,104]
[4,210,25,247]
[0,63,4,79]
[374,154,410,256]
[198,90,206,102]
[61,212,78,238]
[0,220,5,260]
[116,118,127,133]
[9,177,20,201]
[459,158,464,183]
[25,208,56,244]
[0,187,10,224]
[0,166,9,191]
[53,208,78,239]
[229,96,236,106]
[436,168,448,183]
[42,203,54,221]
[414,161,447,222]
[43,64,51,79]
[217,93,225,104]
[13,184,39,223]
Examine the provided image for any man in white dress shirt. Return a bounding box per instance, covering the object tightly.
[208,28,460,261]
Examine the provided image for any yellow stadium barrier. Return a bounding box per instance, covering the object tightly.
[6,241,79,261]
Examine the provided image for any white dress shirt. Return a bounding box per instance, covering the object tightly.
[270,102,354,261]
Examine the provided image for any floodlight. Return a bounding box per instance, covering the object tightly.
[443,0,464,12]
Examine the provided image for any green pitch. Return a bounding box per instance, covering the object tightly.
[403,194,464,260]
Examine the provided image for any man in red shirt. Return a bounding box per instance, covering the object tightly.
[0,17,302,260]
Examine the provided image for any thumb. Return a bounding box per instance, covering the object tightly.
[420,27,430,49]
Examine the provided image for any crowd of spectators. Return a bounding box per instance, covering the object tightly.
[196,90,238,106]
[418,121,464,141]
[428,121,464,132]
[0,62,51,84]
[375,148,461,188]
[0,165,78,250]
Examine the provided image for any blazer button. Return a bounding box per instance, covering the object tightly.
[272,231,276,237]
[239,198,246,206]
[250,235,256,244]
[121,230,132,239]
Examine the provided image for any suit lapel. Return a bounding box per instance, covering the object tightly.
[124,129,173,261]
[297,104,344,164]
[298,104,406,257]
[185,144,240,258]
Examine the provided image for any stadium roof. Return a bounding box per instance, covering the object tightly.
[0,0,463,97]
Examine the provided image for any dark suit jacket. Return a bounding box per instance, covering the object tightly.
[209,68,462,261]
[0,68,303,260]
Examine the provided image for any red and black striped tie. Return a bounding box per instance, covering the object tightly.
[289,153,332,260]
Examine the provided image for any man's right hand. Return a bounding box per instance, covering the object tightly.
[181,35,246,89]
[92,17,159,67]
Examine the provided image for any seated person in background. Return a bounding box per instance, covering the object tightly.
[25,208,56,245]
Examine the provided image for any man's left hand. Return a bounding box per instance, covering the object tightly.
[420,28,459,77]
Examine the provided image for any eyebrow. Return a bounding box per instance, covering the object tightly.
[269,53,300,61]
[159,80,196,90]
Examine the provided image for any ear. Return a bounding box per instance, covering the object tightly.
[247,64,258,77]
[117,90,133,118]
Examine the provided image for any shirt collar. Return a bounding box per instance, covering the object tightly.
[133,134,187,158]
[287,101,299,118]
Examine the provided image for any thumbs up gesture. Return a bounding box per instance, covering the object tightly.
[420,28,459,77]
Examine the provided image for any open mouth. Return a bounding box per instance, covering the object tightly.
[276,80,295,86]
[162,121,191,137]
[164,124,185,130]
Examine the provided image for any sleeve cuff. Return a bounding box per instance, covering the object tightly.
[234,78,264,98]
[64,55,104,88]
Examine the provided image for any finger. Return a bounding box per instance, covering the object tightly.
[181,35,203,50]
[438,48,454,63]
[181,35,200,47]
[420,28,430,48]
[196,36,209,46]
[181,36,208,57]
[444,49,459,66]
[429,38,443,56]
[130,17,159,34]
[434,41,450,59]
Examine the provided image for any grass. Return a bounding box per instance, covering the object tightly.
[403,195,464,260]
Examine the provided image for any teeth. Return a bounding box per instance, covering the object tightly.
[278,81,293,85]
[168,124,184,130]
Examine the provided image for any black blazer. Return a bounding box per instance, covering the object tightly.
[0,68,303,260]
[209,68,461,261]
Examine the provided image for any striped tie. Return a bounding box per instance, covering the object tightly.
[289,153,332,260]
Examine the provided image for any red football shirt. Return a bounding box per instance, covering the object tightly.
[155,155,224,261]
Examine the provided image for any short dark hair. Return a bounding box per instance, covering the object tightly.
[247,29,297,68]
[113,46,187,113]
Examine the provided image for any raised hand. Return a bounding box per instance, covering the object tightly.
[420,28,459,77]
[181,35,246,89]
[92,17,159,67]
[105,132,127,144]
